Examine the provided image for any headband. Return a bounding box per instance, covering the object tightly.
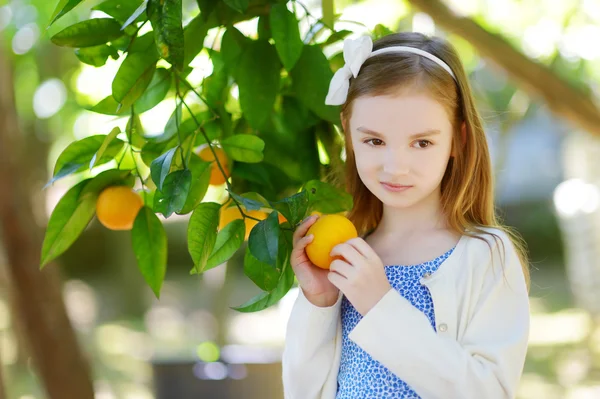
[325,35,457,106]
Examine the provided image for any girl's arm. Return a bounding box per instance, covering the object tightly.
[348,233,530,399]
[282,288,343,399]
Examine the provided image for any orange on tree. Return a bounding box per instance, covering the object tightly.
[196,144,230,185]
[96,186,144,231]
[219,201,267,240]
[305,214,358,269]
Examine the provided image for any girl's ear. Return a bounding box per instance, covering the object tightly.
[340,112,348,132]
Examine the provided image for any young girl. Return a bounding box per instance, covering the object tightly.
[282,32,530,399]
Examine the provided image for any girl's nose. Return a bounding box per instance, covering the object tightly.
[382,149,410,175]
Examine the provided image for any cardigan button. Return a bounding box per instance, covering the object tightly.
[423,272,431,279]
[438,323,448,332]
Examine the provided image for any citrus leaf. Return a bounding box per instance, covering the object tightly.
[243,245,280,291]
[133,67,171,113]
[40,180,96,268]
[183,13,209,66]
[132,206,167,298]
[321,29,352,47]
[231,256,294,312]
[290,45,340,124]
[305,179,353,214]
[92,0,145,24]
[112,51,159,109]
[150,147,177,192]
[53,135,125,176]
[43,162,85,189]
[75,44,119,66]
[270,4,303,71]
[147,0,184,70]
[227,191,269,211]
[236,40,280,129]
[248,210,279,267]
[122,0,148,30]
[187,202,221,273]
[257,15,271,39]
[90,127,121,169]
[80,169,135,197]
[178,154,211,215]
[220,27,248,73]
[204,219,245,271]
[154,169,192,217]
[48,0,86,27]
[126,113,146,149]
[269,190,309,227]
[51,18,124,48]
[221,134,264,163]
[223,0,248,13]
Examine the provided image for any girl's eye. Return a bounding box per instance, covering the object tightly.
[414,140,432,149]
[365,138,384,146]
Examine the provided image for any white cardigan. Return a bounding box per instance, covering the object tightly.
[282,228,530,399]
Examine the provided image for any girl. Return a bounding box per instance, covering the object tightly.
[282,32,530,399]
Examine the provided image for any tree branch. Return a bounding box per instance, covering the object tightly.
[406,0,600,136]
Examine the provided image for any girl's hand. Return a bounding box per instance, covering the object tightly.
[290,215,340,307]
[328,237,392,316]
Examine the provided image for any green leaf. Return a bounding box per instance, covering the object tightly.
[236,40,280,129]
[372,23,394,40]
[269,190,309,227]
[178,154,211,214]
[88,95,122,115]
[154,169,192,218]
[248,210,279,267]
[148,0,184,70]
[122,0,148,30]
[92,0,146,24]
[221,134,264,163]
[150,147,177,191]
[51,18,124,48]
[75,44,119,67]
[112,51,159,109]
[204,219,245,271]
[290,45,340,124]
[126,113,146,149]
[40,180,96,268]
[53,135,125,176]
[133,68,172,113]
[202,50,228,107]
[227,191,270,211]
[183,13,209,66]
[231,162,273,189]
[44,162,84,188]
[270,4,303,71]
[90,127,120,168]
[223,0,248,13]
[187,202,221,273]
[232,256,294,312]
[48,0,85,27]
[40,169,133,268]
[220,27,248,73]
[305,179,353,214]
[321,29,352,47]
[257,15,271,40]
[132,206,168,298]
[243,245,280,291]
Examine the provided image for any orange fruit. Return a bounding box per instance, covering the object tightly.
[305,214,358,269]
[96,186,144,231]
[219,202,267,240]
[197,145,230,185]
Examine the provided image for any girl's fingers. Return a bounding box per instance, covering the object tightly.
[292,215,318,245]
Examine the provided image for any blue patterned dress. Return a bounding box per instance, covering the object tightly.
[335,247,455,399]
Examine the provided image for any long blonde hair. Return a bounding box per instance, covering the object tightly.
[338,32,530,289]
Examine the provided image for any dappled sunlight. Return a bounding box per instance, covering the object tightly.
[529,308,592,346]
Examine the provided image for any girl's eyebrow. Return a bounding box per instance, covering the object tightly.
[356,126,441,139]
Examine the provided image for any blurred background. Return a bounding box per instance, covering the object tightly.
[1,0,600,398]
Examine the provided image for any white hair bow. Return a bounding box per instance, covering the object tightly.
[325,36,373,106]
[324,35,457,106]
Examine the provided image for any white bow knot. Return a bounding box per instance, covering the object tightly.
[325,36,373,106]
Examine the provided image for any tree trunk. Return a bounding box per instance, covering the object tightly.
[406,0,600,137]
[0,45,95,398]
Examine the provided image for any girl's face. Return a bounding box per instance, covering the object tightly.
[348,91,454,209]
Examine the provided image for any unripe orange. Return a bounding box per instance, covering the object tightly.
[305,214,358,269]
[96,186,143,231]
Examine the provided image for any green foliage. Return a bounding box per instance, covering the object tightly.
[43,0,358,312]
